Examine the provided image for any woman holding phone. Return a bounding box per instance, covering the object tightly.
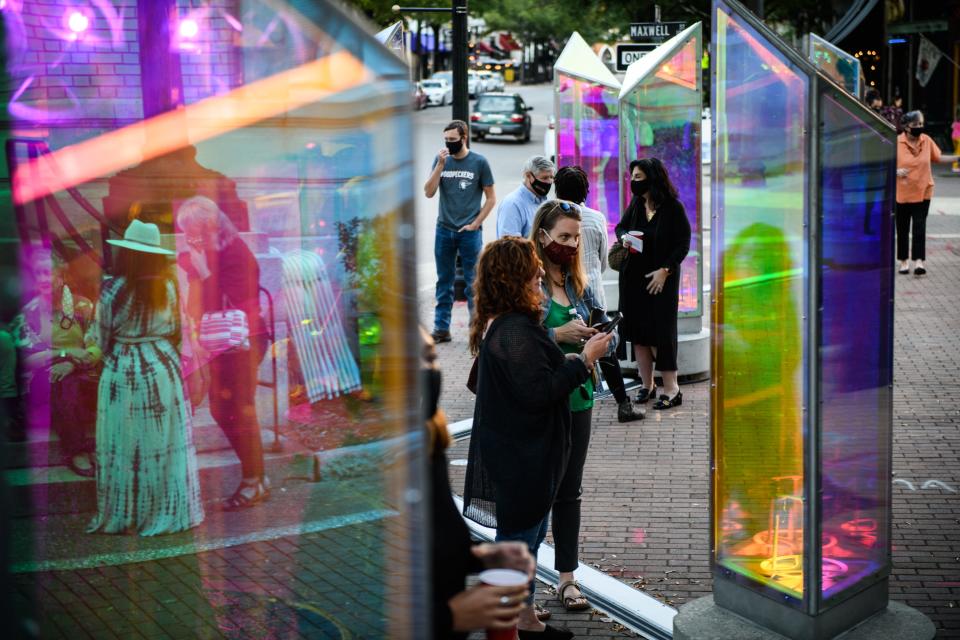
[616,158,691,410]
[530,199,619,613]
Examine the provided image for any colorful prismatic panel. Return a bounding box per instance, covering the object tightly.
[711,1,809,602]
[818,90,895,603]
[808,33,861,98]
[2,1,424,636]
[555,73,620,230]
[620,27,702,316]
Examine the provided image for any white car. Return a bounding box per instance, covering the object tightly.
[478,70,505,92]
[544,114,556,162]
[430,71,480,97]
[421,79,452,106]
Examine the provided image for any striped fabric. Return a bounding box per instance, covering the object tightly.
[578,204,609,310]
[281,250,362,402]
[198,309,250,353]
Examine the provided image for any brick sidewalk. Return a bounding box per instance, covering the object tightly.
[434,205,960,638]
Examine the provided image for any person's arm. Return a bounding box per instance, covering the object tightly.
[664,201,692,273]
[930,138,958,163]
[598,223,609,274]
[424,153,446,198]
[495,198,524,238]
[461,184,496,232]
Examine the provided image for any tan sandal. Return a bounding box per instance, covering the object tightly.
[558,580,590,611]
[534,603,552,621]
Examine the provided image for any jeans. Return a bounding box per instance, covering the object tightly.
[434,225,482,332]
[895,200,930,261]
[552,407,592,572]
[496,515,549,605]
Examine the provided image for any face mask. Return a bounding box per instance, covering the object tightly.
[530,177,552,197]
[909,127,924,138]
[631,179,650,197]
[541,230,578,266]
[445,139,463,154]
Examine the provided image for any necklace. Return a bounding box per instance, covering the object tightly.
[549,271,565,288]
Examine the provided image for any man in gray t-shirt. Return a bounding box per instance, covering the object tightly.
[423,120,496,342]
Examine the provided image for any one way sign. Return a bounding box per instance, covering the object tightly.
[616,43,657,71]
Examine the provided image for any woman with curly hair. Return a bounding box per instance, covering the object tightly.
[463,237,612,640]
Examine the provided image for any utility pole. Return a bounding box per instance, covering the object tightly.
[394,1,470,126]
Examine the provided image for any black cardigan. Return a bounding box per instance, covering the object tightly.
[615,195,691,276]
[462,313,590,532]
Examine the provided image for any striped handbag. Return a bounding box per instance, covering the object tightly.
[198,309,250,353]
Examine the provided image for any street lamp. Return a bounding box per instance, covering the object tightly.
[393,1,469,125]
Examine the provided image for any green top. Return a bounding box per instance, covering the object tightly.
[544,299,594,412]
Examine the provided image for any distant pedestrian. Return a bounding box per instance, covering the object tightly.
[87,220,204,536]
[496,155,555,239]
[864,88,882,114]
[554,166,644,423]
[880,94,904,132]
[424,120,497,344]
[951,106,960,173]
[616,158,691,410]
[463,237,611,640]
[895,110,959,275]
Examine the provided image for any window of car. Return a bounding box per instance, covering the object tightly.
[422,81,444,89]
[475,96,519,113]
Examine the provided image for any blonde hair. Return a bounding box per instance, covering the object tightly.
[529,200,587,298]
[176,196,239,251]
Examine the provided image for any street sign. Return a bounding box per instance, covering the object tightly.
[630,22,686,42]
[887,20,948,35]
[616,43,657,71]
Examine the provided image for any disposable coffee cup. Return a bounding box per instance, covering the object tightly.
[626,230,644,253]
[479,569,528,640]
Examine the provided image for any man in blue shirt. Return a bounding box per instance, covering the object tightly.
[424,120,497,343]
[496,155,555,239]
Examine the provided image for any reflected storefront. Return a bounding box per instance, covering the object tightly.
[711,0,896,637]
[2,1,425,637]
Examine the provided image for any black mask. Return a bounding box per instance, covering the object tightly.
[631,179,650,197]
[909,127,925,138]
[445,139,464,154]
[530,177,552,197]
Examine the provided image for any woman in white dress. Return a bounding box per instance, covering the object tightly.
[87,220,204,536]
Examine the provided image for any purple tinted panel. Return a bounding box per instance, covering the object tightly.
[819,93,895,600]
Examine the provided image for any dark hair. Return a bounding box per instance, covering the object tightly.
[444,120,468,140]
[864,88,881,105]
[469,237,543,355]
[554,166,589,204]
[629,158,678,206]
[112,248,176,333]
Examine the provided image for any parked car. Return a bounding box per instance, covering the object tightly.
[421,79,452,106]
[413,82,428,110]
[544,114,556,162]
[478,70,505,92]
[431,70,482,97]
[470,92,532,142]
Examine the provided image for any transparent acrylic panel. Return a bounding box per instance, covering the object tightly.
[818,91,894,603]
[555,73,620,225]
[712,2,808,601]
[2,1,424,637]
[808,34,861,97]
[620,37,702,316]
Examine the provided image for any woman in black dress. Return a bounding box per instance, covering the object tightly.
[616,158,691,410]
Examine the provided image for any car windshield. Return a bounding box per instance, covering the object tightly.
[422,81,443,89]
[475,96,517,113]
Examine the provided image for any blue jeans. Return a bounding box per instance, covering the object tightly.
[434,225,482,333]
[496,515,549,605]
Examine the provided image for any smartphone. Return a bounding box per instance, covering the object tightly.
[592,312,622,334]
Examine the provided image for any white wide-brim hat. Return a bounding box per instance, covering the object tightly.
[106,219,174,255]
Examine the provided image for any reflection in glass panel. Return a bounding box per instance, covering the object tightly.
[808,33,861,97]
[712,3,808,601]
[555,73,620,226]
[3,1,422,637]
[620,34,702,316]
[819,92,894,601]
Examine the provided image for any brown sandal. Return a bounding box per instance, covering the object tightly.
[534,603,552,621]
[558,580,590,611]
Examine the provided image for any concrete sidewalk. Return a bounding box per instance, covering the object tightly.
[434,176,960,638]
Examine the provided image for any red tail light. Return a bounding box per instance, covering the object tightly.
[510,114,524,123]
[470,113,481,122]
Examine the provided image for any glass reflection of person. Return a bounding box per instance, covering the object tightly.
[87,220,204,535]
[10,247,99,476]
[176,196,269,510]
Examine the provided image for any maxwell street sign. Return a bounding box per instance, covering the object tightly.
[616,43,658,71]
[630,22,686,42]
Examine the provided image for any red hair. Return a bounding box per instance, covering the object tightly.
[469,237,543,355]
